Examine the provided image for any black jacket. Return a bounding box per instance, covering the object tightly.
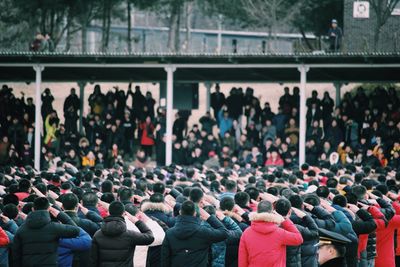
[287,214,319,267]
[13,210,80,267]
[91,216,154,267]
[310,206,336,231]
[320,256,347,267]
[161,215,228,267]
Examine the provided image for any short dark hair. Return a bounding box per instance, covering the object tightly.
[289,194,303,209]
[220,197,235,211]
[225,180,237,192]
[304,194,320,206]
[109,201,125,216]
[326,178,338,188]
[189,188,204,203]
[257,200,272,213]
[125,203,139,216]
[153,182,166,194]
[101,192,115,203]
[352,185,367,201]
[332,194,347,207]
[275,198,291,217]
[234,192,250,208]
[19,179,31,192]
[245,187,259,201]
[34,197,50,210]
[3,204,18,219]
[180,200,195,216]
[118,188,132,202]
[316,186,330,198]
[61,193,79,210]
[101,180,113,193]
[82,192,98,207]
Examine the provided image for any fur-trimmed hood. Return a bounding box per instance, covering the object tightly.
[249,212,284,224]
[141,201,170,213]
[249,212,285,235]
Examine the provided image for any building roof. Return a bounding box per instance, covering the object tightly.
[0,52,399,82]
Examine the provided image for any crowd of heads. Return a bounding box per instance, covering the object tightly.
[0,83,400,266]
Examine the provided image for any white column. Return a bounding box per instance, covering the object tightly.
[78,81,86,134]
[204,82,212,112]
[33,65,44,171]
[334,82,342,107]
[298,65,309,166]
[165,66,176,166]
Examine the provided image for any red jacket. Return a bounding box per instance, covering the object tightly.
[369,202,400,267]
[140,122,155,146]
[0,227,9,247]
[238,212,303,267]
[14,192,30,201]
[264,156,284,167]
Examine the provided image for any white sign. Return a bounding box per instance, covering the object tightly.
[392,2,400,15]
[353,1,370,18]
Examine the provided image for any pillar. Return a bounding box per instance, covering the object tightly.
[78,81,87,134]
[33,65,44,170]
[165,66,176,166]
[334,82,343,107]
[298,65,309,166]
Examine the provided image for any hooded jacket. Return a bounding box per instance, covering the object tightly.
[238,212,303,267]
[161,215,228,267]
[91,216,154,267]
[12,210,80,267]
[142,202,176,228]
[286,214,319,267]
[369,201,400,267]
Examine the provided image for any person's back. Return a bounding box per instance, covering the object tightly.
[13,197,80,267]
[91,201,154,267]
[238,200,303,267]
[161,200,228,267]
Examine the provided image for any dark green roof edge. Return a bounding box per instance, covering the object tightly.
[0,51,400,65]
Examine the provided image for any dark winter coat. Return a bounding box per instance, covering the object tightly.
[12,210,80,267]
[310,206,336,231]
[142,202,176,228]
[287,214,319,267]
[161,215,228,267]
[205,216,242,267]
[320,256,347,267]
[91,216,154,267]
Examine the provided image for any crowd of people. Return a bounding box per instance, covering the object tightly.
[0,155,398,266]
[1,82,399,173]
[1,82,400,266]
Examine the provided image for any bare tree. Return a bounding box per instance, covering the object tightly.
[240,0,296,52]
[370,0,400,51]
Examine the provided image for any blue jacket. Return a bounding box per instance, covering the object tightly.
[204,216,242,267]
[218,109,233,137]
[58,229,92,267]
[0,220,18,267]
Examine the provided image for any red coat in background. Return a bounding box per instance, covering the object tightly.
[369,202,400,267]
[264,156,284,167]
[238,212,303,267]
[139,122,155,146]
[14,192,30,201]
